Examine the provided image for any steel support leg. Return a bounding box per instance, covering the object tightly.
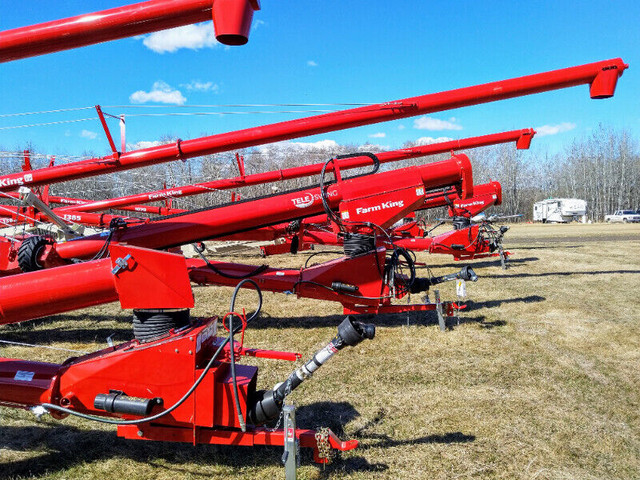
[435,290,445,331]
[283,404,299,479]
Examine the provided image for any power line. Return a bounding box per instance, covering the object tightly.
[104,102,373,108]
[0,106,95,118]
[0,117,98,130]
[0,109,348,130]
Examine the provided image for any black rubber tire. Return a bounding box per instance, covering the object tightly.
[17,235,49,272]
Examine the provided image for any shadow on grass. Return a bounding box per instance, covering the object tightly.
[0,401,473,478]
[255,309,451,329]
[482,269,640,279]
[0,314,133,345]
[0,422,323,478]
[511,245,582,250]
[465,295,546,311]
[431,256,539,270]
[298,403,474,476]
[441,314,507,330]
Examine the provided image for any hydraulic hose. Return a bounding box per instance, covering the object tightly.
[228,279,262,432]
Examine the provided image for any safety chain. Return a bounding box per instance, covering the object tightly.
[265,380,292,432]
[315,427,331,461]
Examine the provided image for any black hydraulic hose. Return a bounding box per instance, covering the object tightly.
[319,152,380,232]
[194,245,269,279]
[228,279,262,433]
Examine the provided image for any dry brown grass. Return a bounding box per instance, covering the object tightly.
[1,223,639,479]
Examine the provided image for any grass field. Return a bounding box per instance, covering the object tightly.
[1,223,639,479]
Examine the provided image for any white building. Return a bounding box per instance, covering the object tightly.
[533,198,587,223]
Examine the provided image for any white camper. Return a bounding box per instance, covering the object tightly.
[533,198,587,223]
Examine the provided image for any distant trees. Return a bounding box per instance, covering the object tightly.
[1,125,638,221]
[548,126,639,220]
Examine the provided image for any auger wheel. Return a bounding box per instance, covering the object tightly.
[17,235,49,272]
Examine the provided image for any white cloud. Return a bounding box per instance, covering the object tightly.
[126,140,174,151]
[130,81,186,105]
[535,122,576,137]
[398,125,406,130]
[259,139,339,153]
[357,144,388,152]
[252,19,265,31]
[181,80,219,93]
[413,116,463,131]
[141,23,219,53]
[288,139,339,150]
[415,136,454,145]
[369,132,386,138]
[307,60,318,67]
[80,129,97,140]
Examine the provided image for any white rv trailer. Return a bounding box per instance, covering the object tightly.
[533,198,587,223]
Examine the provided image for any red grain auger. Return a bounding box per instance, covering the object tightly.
[0,27,629,465]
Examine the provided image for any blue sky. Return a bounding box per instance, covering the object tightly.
[1,1,639,160]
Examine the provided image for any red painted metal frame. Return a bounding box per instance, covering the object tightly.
[0,0,261,62]
[0,59,626,193]
[0,204,145,229]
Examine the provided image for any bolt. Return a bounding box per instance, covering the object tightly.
[137,430,143,437]
[188,350,192,355]
[175,349,179,353]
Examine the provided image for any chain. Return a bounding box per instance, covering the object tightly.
[265,380,292,432]
[314,427,331,461]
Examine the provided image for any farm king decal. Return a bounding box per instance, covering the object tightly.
[341,199,406,221]
[0,173,32,188]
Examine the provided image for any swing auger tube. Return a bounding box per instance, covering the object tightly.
[0,59,627,193]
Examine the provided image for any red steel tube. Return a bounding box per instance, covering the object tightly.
[0,58,626,193]
[48,195,184,215]
[50,154,471,260]
[421,181,502,211]
[0,203,148,229]
[54,128,532,215]
[0,0,260,62]
[0,258,118,324]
